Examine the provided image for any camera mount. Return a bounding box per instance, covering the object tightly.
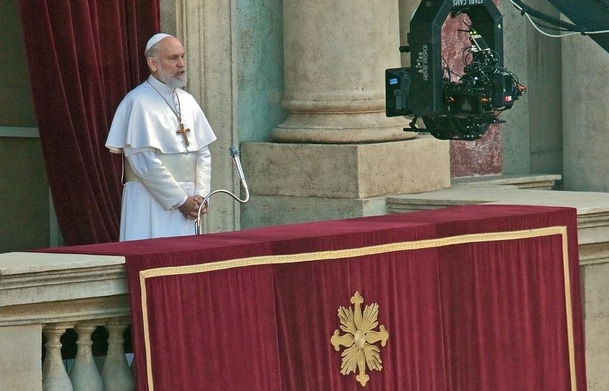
[386,0,525,140]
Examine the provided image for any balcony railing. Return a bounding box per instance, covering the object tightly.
[2,204,609,389]
[43,319,133,391]
[0,252,131,390]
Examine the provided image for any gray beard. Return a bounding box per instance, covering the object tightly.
[167,76,187,89]
[159,71,187,89]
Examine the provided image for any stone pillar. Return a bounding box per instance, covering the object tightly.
[398,0,417,67]
[273,0,415,143]
[562,33,609,192]
[0,325,43,391]
[241,0,450,229]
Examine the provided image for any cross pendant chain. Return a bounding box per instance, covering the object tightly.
[177,122,191,146]
[146,80,192,148]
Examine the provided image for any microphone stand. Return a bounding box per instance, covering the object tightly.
[195,145,250,235]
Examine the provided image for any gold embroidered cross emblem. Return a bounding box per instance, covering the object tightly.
[330,291,389,387]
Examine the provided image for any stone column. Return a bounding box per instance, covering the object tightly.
[562,33,609,192]
[242,0,450,229]
[1,325,43,391]
[273,0,415,143]
[398,0,417,67]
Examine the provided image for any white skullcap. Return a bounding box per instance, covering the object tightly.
[145,33,172,55]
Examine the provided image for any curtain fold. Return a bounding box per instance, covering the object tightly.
[19,0,159,245]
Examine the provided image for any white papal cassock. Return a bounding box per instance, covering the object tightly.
[106,76,217,241]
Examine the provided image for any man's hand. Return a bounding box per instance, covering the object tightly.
[179,195,208,219]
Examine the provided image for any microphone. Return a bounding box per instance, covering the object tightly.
[196,145,250,235]
[229,145,247,188]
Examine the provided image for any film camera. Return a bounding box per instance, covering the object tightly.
[386,0,525,140]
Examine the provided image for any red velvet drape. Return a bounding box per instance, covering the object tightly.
[45,205,587,390]
[19,0,159,245]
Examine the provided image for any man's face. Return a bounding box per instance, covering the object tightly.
[149,37,187,89]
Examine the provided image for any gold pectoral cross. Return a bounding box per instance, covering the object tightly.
[177,122,191,146]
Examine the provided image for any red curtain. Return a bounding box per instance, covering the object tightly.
[19,0,159,245]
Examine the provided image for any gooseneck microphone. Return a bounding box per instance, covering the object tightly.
[229,145,248,190]
[195,144,250,234]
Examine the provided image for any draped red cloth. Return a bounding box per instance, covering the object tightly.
[48,205,586,390]
[19,0,159,245]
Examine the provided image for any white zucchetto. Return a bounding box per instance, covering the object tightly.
[145,33,172,55]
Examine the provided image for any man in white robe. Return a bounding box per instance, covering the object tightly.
[106,33,217,241]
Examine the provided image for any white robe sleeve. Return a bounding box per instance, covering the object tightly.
[195,146,212,198]
[126,150,187,210]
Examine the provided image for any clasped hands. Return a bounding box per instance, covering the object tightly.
[179,195,208,219]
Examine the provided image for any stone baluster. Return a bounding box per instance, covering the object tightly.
[101,318,135,391]
[70,322,104,391]
[42,324,74,391]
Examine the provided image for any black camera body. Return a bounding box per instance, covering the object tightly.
[386,0,524,140]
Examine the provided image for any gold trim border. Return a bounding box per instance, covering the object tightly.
[137,226,576,391]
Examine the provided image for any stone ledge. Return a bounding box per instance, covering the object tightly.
[0,296,130,327]
[0,252,128,307]
[452,174,562,190]
[241,136,450,199]
[387,184,609,247]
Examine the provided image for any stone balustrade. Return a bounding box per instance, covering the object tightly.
[42,318,133,391]
[3,183,609,389]
[0,252,131,390]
